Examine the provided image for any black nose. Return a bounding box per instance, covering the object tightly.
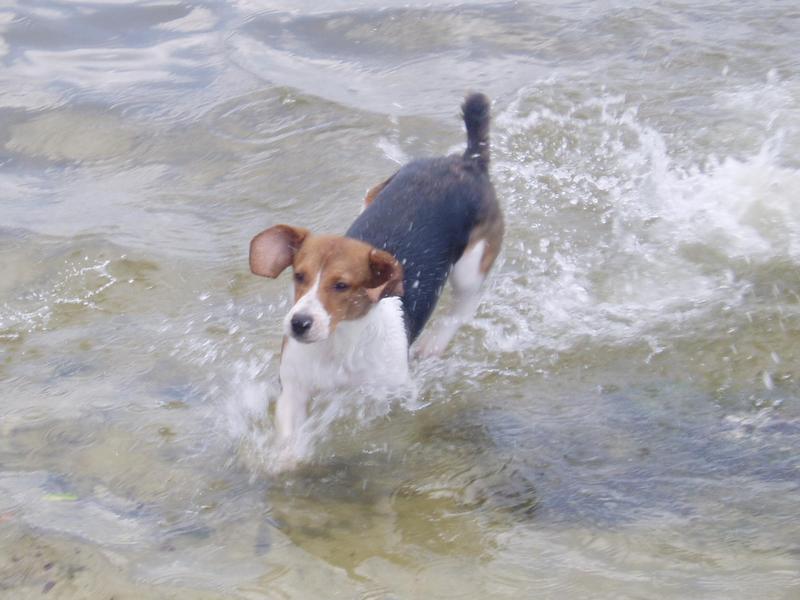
[291,314,313,336]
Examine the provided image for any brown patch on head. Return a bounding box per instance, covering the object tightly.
[291,235,404,332]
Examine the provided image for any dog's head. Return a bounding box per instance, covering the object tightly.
[249,225,404,343]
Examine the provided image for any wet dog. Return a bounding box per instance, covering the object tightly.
[249,93,503,442]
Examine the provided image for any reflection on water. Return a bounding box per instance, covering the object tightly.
[1,0,800,598]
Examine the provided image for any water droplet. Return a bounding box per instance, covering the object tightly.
[762,371,774,391]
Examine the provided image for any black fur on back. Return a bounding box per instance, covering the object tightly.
[346,94,495,342]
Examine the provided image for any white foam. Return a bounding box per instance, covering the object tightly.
[217,352,419,474]
[479,87,800,357]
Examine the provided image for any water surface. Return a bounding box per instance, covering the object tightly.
[1,1,799,598]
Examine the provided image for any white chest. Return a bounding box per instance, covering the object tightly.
[279,297,410,392]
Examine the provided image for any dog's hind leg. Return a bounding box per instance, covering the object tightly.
[415,203,503,358]
[414,236,497,358]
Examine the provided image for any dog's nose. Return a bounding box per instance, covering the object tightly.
[291,314,313,336]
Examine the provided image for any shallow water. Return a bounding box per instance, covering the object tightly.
[1,0,799,597]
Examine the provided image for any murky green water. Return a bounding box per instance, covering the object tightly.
[1,1,799,598]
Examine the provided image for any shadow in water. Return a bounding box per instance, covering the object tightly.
[263,407,541,575]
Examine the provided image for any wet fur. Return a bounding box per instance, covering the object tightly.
[249,93,503,447]
[347,93,502,341]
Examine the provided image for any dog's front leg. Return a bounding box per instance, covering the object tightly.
[274,383,309,441]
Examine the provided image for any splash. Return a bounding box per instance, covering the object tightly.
[227,356,419,474]
[218,84,800,471]
[0,253,117,337]
[482,87,800,358]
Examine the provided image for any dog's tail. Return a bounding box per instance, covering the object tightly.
[462,93,491,172]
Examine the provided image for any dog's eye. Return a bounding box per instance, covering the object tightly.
[294,272,305,284]
[333,281,350,292]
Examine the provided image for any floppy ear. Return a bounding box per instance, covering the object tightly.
[249,224,309,278]
[366,248,404,302]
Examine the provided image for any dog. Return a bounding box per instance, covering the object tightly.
[249,93,503,442]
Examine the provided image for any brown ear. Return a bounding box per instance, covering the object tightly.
[249,225,309,278]
[366,248,404,302]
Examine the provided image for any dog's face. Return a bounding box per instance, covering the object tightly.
[250,225,404,343]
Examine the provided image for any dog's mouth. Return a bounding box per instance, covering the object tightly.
[290,331,317,344]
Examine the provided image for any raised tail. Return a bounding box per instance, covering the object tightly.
[462,92,491,172]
